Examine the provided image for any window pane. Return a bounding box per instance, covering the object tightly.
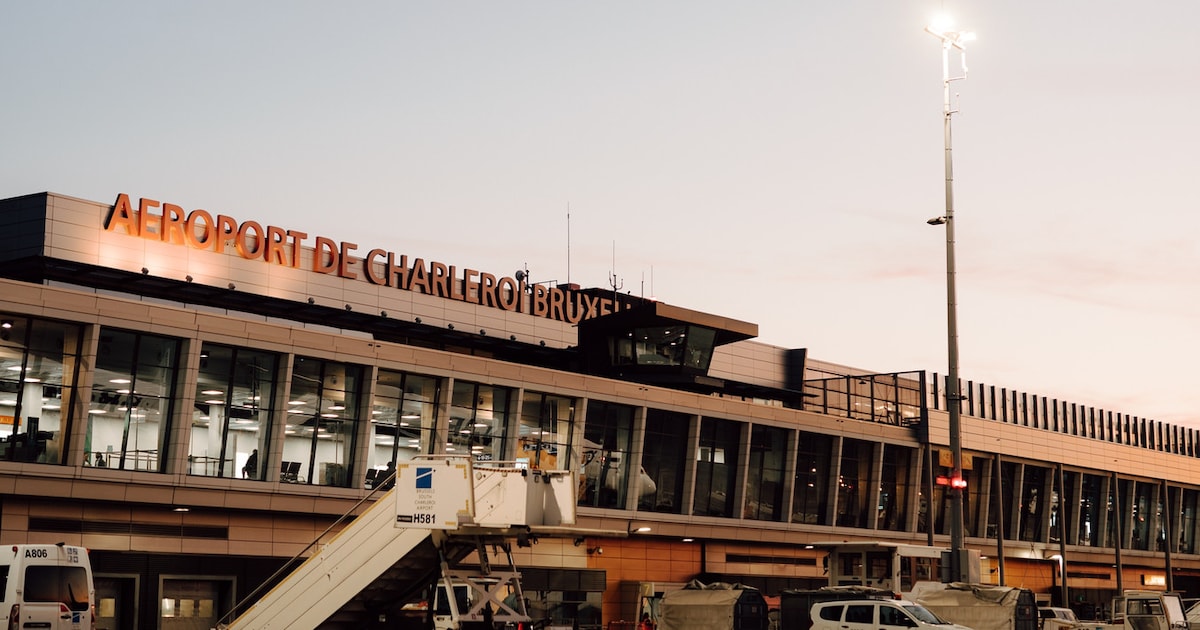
[369,370,440,487]
[189,344,279,480]
[694,417,740,517]
[745,425,787,521]
[837,438,873,528]
[518,392,575,471]
[1019,465,1048,542]
[640,409,688,514]
[793,431,833,525]
[284,356,362,486]
[88,329,180,472]
[0,315,83,465]
[879,444,913,532]
[449,381,510,463]
[580,401,634,509]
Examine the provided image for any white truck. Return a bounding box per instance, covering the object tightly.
[1082,591,1189,630]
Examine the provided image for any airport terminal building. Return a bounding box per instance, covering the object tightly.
[2,191,1199,628]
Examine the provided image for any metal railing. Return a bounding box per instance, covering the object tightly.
[801,371,926,426]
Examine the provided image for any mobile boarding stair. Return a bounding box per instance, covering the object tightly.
[220,455,577,630]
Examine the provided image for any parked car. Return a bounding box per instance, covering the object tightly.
[1038,607,1078,630]
[810,599,974,630]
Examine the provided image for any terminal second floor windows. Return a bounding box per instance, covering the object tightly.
[9,308,1200,555]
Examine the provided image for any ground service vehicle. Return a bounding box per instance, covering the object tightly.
[655,581,769,630]
[909,581,1037,630]
[0,543,94,630]
[220,456,577,630]
[1091,591,1189,630]
[809,599,974,630]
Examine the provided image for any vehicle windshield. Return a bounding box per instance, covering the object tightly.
[903,603,950,624]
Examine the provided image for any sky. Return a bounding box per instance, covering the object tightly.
[3,2,1199,426]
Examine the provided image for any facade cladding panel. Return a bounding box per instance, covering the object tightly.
[0,192,1197,628]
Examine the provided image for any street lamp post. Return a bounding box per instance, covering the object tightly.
[925,19,974,583]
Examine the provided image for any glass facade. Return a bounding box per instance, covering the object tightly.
[8,307,1197,556]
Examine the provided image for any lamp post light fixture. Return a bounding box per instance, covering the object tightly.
[925,18,974,583]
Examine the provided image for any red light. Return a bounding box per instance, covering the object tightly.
[935,476,967,489]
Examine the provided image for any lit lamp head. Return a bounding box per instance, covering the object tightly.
[925,16,976,49]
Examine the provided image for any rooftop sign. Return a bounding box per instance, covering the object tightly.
[105,193,628,325]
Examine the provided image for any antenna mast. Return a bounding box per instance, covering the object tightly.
[566,203,571,285]
[609,242,623,299]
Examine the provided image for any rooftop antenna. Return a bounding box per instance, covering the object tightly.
[566,203,571,286]
[609,242,622,299]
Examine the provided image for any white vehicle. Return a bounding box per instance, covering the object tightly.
[0,543,94,630]
[811,599,974,630]
[1039,606,1078,630]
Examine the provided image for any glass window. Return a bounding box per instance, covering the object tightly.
[879,604,904,625]
[693,417,740,518]
[744,425,787,521]
[160,578,231,628]
[0,315,83,464]
[579,401,634,509]
[449,381,511,463]
[818,604,843,622]
[845,605,873,623]
[639,409,688,513]
[369,370,439,487]
[837,438,873,528]
[25,566,90,610]
[632,327,686,366]
[89,329,180,472]
[879,444,913,532]
[284,356,363,486]
[1019,465,1048,542]
[993,458,1012,537]
[683,327,715,371]
[189,344,279,480]
[1060,470,1079,545]
[1180,488,1199,554]
[1078,473,1104,547]
[1131,480,1155,551]
[518,392,576,471]
[793,431,833,525]
[1105,478,1129,549]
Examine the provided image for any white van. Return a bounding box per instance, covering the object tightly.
[811,599,974,630]
[0,544,94,630]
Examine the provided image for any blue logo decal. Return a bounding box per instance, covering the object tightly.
[416,467,434,489]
